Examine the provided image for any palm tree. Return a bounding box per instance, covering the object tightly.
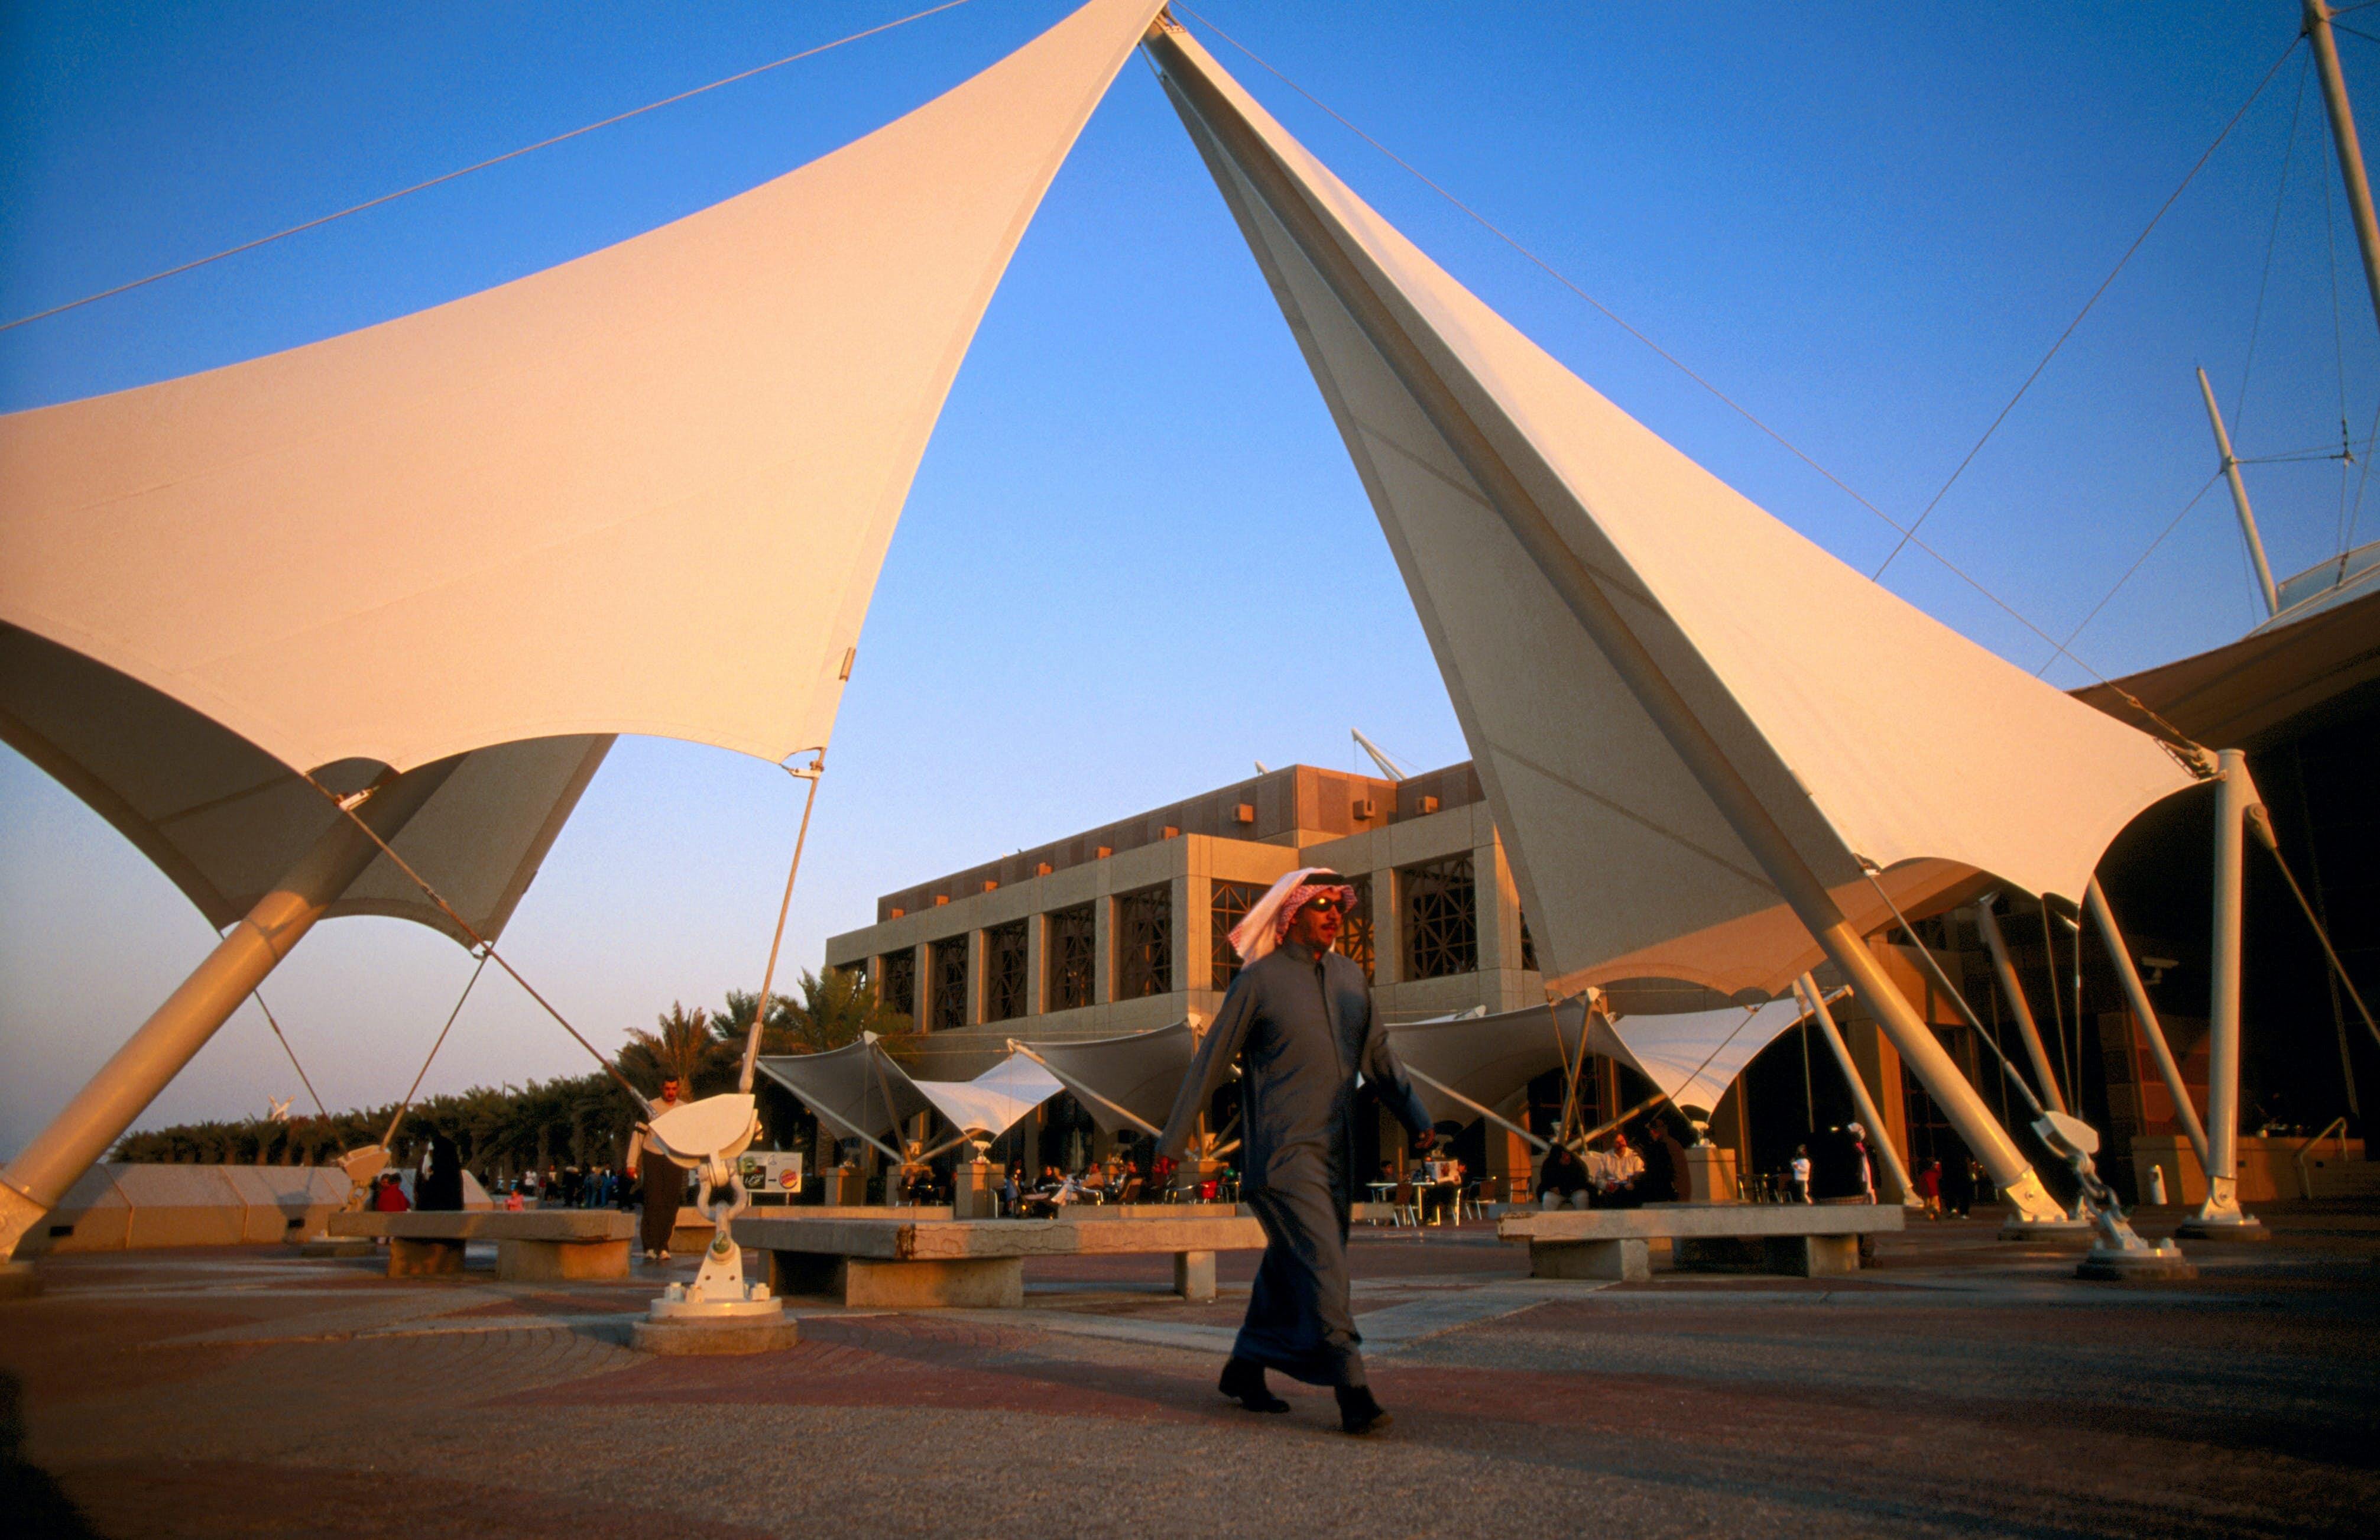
[716,970,912,1058]
[620,1003,736,1097]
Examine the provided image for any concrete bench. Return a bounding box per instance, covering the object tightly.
[1497,1202,1905,1281]
[732,1213,1265,1308]
[326,1210,636,1280]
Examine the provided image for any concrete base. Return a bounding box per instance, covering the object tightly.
[1998,1216,2096,1246]
[387,1237,467,1276]
[770,1250,1025,1309]
[1669,1233,1861,1277]
[1531,1237,1651,1282]
[2175,1214,2269,1242]
[631,1315,799,1355]
[2075,1244,2199,1282]
[1173,1249,1216,1301]
[497,1237,629,1282]
[297,1237,377,1259]
[0,1260,41,1299]
[951,1160,1001,1219]
[1683,1145,1739,1204]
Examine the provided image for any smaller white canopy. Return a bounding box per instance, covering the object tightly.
[909,1052,1063,1139]
[1387,1001,1587,1127]
[1022,1023,1197,1134]
[755,1035,930,1151]
[1602,998,1817,1117]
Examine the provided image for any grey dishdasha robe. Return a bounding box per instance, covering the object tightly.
[1159,938,1433,1387]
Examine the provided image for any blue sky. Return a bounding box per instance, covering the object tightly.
[4,1,2375,1155]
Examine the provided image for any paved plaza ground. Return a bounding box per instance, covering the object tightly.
[4,1205,2376,1538]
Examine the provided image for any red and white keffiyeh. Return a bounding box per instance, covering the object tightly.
[1226,866,1358,968]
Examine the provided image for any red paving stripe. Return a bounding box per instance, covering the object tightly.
[498,1337,1222,1425]
[55,1457,782,1540]
[1522,1292,2380,1355]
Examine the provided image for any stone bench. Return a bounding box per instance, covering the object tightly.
[1497,1202,1905,1281]
[327,1210,636,1280]
[732,1213,1266,1308]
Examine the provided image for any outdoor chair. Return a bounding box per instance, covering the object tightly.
[1389,1175,1422,1233]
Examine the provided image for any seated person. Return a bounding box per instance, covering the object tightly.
[1596,1132,1647,1209]
[1537,1142,1591,1210]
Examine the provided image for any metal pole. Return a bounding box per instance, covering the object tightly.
[1401,1064,1549,1153]
[1974,901,2070,1114]
[2197,367,2281,618]
[2184,750,2261,1233]
[1796,977,1919,1207]
[0,760,457,1258]
[740,756,825,1095]
[2084,878,2212,1173]
[2306,0,2380,344]
[1147,24,2065,1224]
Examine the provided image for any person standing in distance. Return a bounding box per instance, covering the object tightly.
[1158,868,1434,1435]
[626,1077,691,1263]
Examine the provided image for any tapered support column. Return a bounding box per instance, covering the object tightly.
[2196,367,2280,619]
[1972,901,2068,1115]
[2181,750,2264,1239]
[2307,1,2380,346]
[0,761,456,1260]
[2084,878,2211,1173]
[1795,978,1918,1207]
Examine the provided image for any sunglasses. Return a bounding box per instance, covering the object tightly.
[1301,897,1350,915]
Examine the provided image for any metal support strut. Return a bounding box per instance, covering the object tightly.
[1794,978,1918,1207]
[2179,750,2266,1240]
[0,760,459,1261]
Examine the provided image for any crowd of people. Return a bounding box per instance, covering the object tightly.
[1534,1120,1690,1210]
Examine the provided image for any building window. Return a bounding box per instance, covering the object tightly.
[880,947,916,1019]
[1520,910,1538,972]
[1210,880,1266,988]
[984,919,1027,1023]
[1115,884,1172,998]
[930,936,969,1032]
[1403,855,1477,980]
[1337,874,1375,983]
[1047,903,1095,1011]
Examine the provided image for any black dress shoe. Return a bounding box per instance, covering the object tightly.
[1218,1356,1290,1413]
[1335,1383,1392,1435]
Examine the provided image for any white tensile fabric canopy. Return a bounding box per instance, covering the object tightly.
[908,1052,1065,1138]
[757,1036,933,1151]
[1033,998,1798,1137]
[0,0,1160,942]
[758,1039,1065,1148]
[1603,998,1817,1118]
[1386,1001,1587,1127]
[1148,22,2200,1001]
[1020,1022,1199,1134]
[0,0,1160,776]
[1,626,609,944]
[1384,996,1808,1126]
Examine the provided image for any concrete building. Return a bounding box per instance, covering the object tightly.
[825,763,1542,1088]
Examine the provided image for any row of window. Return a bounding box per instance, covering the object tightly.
[878,854,1526,1027]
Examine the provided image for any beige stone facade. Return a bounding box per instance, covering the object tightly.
[823,763,1545,1082]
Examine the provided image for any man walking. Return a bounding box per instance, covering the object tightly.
[1159,868,1434,1435]
[626,1077,690,1263]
